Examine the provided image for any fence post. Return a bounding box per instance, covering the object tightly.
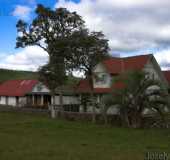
[50,105,56,119]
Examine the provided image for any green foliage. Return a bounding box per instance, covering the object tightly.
[0,68,78,84]
[16,3,110,94]
[16,4,85,91]
[102,70,170,128]
[68,29,110,77]
[16,5,84,51]
[0,69,38,83]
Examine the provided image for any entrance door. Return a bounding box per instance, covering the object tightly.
[43,95,51,106]
[34,95,41,106]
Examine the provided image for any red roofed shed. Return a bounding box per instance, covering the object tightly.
[0,79,52,107]
[0,80,38,96]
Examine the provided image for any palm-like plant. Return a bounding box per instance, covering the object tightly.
[102,70,170,128]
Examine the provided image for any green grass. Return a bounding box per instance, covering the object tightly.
[0,112,169,160]
[0,69,79,85]
[0,69,38,82]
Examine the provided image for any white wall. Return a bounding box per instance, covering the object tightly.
[0,96,6,105]
[53,95,80,105]
[62,96,80,105]
[107,105,120,115]
[31,83,50,93]
[0,96,27,107]
[144,61,160,81]
[8,97,16,106]
[93,63,106,73]
[18,97,27,106]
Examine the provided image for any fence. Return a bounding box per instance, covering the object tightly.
[0,105,49,115]
[0,105,170,128]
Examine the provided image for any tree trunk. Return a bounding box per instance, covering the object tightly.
[103,109,108,124]
[89,73,96,123]
[51,93,56,119]
[58,91,63,117]
[83,104,87,112]
[129,111,142,128]
[86,72,96,123]
[120,107,130,127]
[91,92,96,123]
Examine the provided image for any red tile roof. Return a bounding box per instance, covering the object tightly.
[103,54,151,74]
[76,54,151,93]
[0,80,38,96]
[76,79,92,93]
[76,79,125,94]
[163,71,170,85]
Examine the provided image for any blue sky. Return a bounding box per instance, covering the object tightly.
[0,0,170,71]
[0,0,57,53]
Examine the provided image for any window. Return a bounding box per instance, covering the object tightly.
[37,84,43,91]
[64,105,79,112]
[95,73,107,84]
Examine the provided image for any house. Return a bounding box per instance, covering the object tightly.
[54,85,80,112]
[77,54,168,95]
[0,80,50,107]
[0,54,168,112]
[0,79,80,108]
[76,54,169,113]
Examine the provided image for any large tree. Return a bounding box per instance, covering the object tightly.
[16,4,84,86]
[102,70,170,128]
[16,4,110,120]
[68,29,110,122]
[16,4,85,112]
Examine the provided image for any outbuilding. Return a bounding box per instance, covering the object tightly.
[0,80,51,107]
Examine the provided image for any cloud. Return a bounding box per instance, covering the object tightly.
[154,49,170,70]
[0,46,48,71]
[0,46,169,73]
[2,0,169,72]
[55,0,170,53]
[12,5,32,20]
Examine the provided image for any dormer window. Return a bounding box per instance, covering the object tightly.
[95,73,107,84]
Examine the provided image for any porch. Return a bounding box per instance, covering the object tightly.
[26,94,51,108]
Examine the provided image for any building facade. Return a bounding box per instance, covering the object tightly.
[76,54,169,114]
[0,80,80,108]
[0,54,169,113]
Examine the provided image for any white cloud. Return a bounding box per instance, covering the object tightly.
[154,49,170,70]
[54,0,170,70]
[0,46,169,72]
[0,46,48,71]
[2,0,170,72]
[12,5,32,20]
[55,0,170,52]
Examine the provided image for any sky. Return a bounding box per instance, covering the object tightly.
[0,0,170,71]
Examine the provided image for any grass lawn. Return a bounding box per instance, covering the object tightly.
[0,112,169,160]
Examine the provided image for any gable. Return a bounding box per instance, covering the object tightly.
[77,54,169,93]
[93,62,107,73]
[144,56,169,87]
[31,82,50,93]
